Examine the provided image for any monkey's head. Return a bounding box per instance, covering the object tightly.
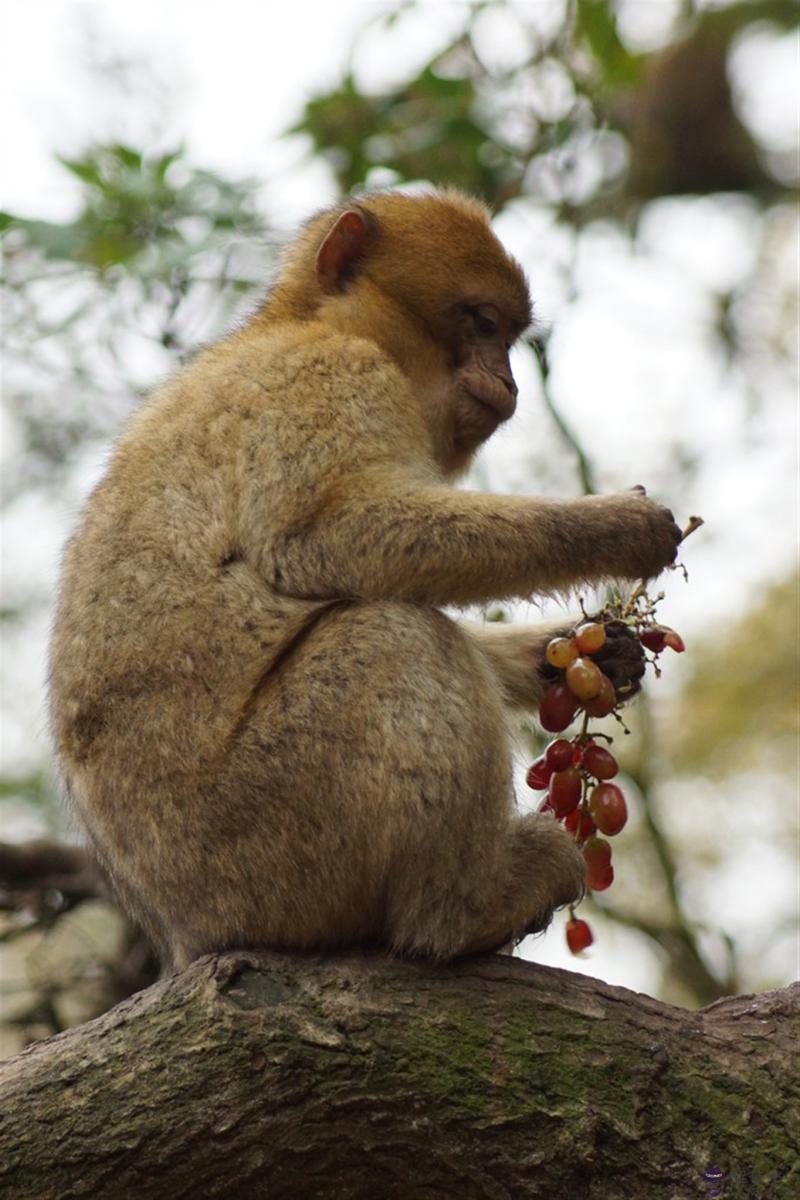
[269,189,532,474]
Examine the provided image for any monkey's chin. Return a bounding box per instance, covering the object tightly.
[453,393,505,451]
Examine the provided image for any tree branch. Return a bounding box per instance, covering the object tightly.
[0,839,102,904]
[529,333,597,497]
[1,951,796,1199]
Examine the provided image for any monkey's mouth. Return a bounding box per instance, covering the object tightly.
[464,386,516,424]
[458,366,517,423]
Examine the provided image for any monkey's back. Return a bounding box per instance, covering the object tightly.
[48,333,337,941]
[50,341,293,761]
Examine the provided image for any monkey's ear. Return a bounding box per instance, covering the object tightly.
[316,209,374,293]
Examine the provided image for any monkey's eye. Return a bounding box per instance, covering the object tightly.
[471,307,500,338]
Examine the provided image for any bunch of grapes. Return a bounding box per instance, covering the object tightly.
[525,522,702,957]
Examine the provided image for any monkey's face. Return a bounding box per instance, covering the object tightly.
[308,192,531,471]
[450,302,519,455]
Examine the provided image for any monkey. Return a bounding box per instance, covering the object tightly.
[48,188,682,971]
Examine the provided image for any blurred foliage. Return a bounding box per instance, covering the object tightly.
[0,772,56,818]
[1,143,272,501]
[0,140,266,274]
[294,0,797,213]
[297,66,507,202]
[669,572,800,776]
[1,143,260,271]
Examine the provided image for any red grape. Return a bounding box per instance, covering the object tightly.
[583,836,612,871]
[588,783,628,836]
[582,744,619,780]
[664,630,686,653]
[566,917,593,953]
[581,673,616,718]
[640,628,666,653]
[564,808,595,839]
[587,864,614,891]
[539,682,579,732]
[548,767,582,818]
[545,739,574,772]
[585,835,609,864]
[526,758,552,790]
[584,837,615,890]
[575,622,606,655]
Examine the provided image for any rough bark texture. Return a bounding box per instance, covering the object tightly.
[0,952,797,1200]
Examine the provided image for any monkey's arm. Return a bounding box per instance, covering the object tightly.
[238,343,680,607]
[459,620,562,708]
[266,475,681,609]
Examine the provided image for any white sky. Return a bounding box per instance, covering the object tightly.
[2,0,458,222]
[2,0,798,997]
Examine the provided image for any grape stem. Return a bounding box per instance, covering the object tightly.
[621,581,648,619]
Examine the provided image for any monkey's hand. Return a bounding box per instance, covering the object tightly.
[584,486,683,581]
[465,615,646,711]
[584,618,645,702]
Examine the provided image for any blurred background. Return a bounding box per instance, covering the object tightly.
[1,0,798,1052]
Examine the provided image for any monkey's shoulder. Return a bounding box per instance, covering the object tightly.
[106,323,427,501]
[222,322,410,405]
[123,326,411,442]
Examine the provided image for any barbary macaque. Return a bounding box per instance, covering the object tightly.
[48,189,682,969]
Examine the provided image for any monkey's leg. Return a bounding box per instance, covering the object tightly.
[387,811,584,959]
[449,814,585,956]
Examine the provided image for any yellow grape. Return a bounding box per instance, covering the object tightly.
[575,622,606,655]
[546,637,578,669]
[565,657,602,701]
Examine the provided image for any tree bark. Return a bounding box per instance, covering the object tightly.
[0,951,796,1200]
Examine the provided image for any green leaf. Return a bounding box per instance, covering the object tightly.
[3,216,87,260]
[111,143,144,171]
[576,0,640,87]
[56,154,104,189]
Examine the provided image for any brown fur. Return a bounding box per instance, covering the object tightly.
[48,189,682,969]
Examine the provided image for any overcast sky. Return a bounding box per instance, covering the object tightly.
[3,0,454,221]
